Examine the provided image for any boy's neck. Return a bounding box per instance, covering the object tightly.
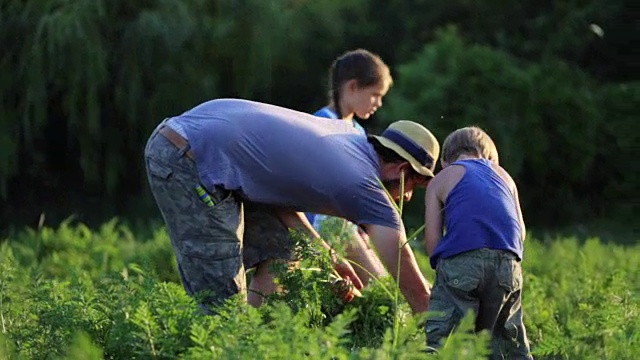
[454,154,480,162]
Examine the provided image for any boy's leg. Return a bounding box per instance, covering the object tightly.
[144,125,245,312]
[494,254,532,359]
[425,253,483,349]
[493,296,532,360]
[477,250,532,360]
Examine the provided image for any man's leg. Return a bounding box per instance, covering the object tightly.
[144,126,245,312]
[247,259,279,307]
[242,202,297,306]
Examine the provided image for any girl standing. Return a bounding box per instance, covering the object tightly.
[306,49,393,285]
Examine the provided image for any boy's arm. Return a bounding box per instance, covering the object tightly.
[364,223,431,314]
[424,176,444,256]
[497,167,527,242]
[511,181,526,241]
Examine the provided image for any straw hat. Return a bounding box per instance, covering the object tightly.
[369,121,440,178]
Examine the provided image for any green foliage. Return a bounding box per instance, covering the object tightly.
[263,230,412,349]
[58,331,104,360]
[348,0,636,88]
[434,312,492,359]
[0,0,635,231]
[0,220,638,358]
[4,217,178,282]
[523,237,640,359]
[0,0,363,199]
[380,26,637,225]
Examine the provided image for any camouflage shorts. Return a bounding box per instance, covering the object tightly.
[144,120,294,311]
[425,249,533,360]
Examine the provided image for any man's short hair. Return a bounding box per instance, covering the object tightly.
[368,137,406,163]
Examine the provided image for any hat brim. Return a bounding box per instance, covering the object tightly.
[370,135,435,178]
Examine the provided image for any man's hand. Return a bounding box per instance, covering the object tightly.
[333,258,364,290]
[330,274,363,301]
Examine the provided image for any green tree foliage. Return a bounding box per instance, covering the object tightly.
[0,0,362,199]
[379,26,637,225]
[0,0,636,228]
[350,0,637,81]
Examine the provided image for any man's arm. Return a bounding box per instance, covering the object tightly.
[276,209,364,289]
[364,223,431,314]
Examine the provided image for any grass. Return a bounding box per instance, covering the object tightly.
[0,218,637,359]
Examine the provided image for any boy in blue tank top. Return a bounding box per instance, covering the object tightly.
[424,126,532,359]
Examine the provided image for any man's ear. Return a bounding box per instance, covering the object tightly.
[399,161,413,175]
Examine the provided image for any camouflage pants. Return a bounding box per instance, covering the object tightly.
[425,249,533,360]
[143,120,294,312]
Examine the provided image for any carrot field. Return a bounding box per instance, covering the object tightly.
[0,219,637,359]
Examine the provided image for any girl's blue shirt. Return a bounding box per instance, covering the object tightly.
[313,106,366,135]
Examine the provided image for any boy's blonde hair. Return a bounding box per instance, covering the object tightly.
[441,126,499,164]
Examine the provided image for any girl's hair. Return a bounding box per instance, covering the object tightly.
[328,49,392,118]
[441,126,500,164]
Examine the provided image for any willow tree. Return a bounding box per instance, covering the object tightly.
[0,0,362,202]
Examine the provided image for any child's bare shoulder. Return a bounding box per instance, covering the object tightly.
[491,163,518,192]
[430,164,466,199]
[435,164,466,182]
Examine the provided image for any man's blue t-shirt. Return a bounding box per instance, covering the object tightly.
[166,98,401,230]
[305,106,366,227]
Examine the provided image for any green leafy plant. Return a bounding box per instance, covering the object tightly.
[0,220,637,359]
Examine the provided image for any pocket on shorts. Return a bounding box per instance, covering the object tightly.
[440,257,481,293]
[146,157,173,180]
[178,240,244,303]
[181,237,241,261]
[196,186,234,212]
[498,260,522,293]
